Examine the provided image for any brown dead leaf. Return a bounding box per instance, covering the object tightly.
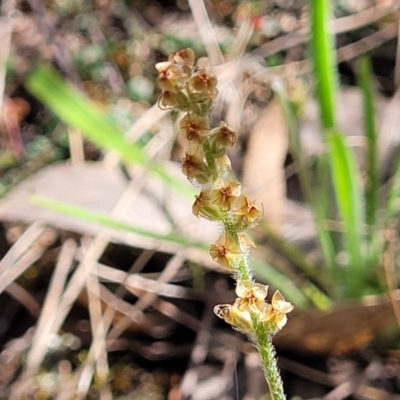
[275,290,400,355]
[0,161,217,269]
[242,97,288,231]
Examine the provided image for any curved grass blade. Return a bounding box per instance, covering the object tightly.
[25,64,194,199]
[273,82,336,282]
[327,128,366,298]
[309,0,338,130]
[358,55,378,229]
[26,65,147,164]
[251,258,309,309]
[386,155,400,221]
[30,195,197,247]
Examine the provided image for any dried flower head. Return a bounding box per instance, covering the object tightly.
[210,121,237,151]
[155,61,189,92]
[168,48,195,68]
[232,196,263,229]
[235,280,269,313]
[214,281,269,334]
[187,69,218,99]
[214,303,253,333]
[210,180,241,212]
[261,290,294,333]
[210,233,243,269]
[181,144,210,185]
[180,113,210,143]
[214,284,293,334]
[192,189,221,221]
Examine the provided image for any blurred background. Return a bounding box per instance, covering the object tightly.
[0,0,400,399]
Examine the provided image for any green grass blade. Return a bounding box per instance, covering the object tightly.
[327,128,365,297]
[25,64,195,199]
[26,65,148,164]
[358,55,378,229]
[251,258,309,309]
[273,84,335,284]
[30,195,198,247]
[309,0,337,129]
[308,0,343,287]
[386,155,400,221]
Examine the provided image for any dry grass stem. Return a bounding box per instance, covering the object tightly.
[126,274,203,300]
[24,239,77,375]
[0,222,46,274]
[68,127,85,165]
[188,0,224,66]
[5,282,40,317]
[253,1,399,57]
[0,231,50,294]
[75,250,156,391]
[77,273,111,400]
[337,23,399,63]
[107,254,185,341]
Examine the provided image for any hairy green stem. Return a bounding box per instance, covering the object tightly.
[224,219,286,399]
[203,139,218,181]
[252,315,286,400]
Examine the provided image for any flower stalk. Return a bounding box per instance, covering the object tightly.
[156,48,293,400]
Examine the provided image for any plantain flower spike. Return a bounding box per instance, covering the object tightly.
[214,282,293,335]
[156,49,293,399]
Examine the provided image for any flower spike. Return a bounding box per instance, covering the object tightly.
[156,48,293,400]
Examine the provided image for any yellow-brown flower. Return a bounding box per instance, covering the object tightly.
[214,281,270,334]
[214,303,253,333]
[192,189,220,221]
[261,290,294,333]
[155,61,187,92]
[187,69,218,100]
[210,180,241,212]
[168,48,195,68]
[214,283,293,335]
[180,113,210,143]
[235,280,269,314]
[210,233,243,269]
[181,144,210,184]
[232,195,263,229]
[210,121,236,151]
